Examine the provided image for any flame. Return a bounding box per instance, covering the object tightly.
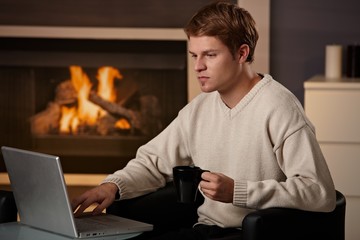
[70,66,99,125]
[97,66,123,103]
[59,65,128,134]
[96,66,123,117]
[115,118,131,129]
[59,106,78,134]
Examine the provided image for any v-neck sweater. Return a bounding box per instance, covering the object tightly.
[103,74,336,228]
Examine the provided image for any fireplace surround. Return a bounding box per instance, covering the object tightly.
[0,26,197,174]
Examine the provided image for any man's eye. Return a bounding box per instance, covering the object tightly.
[207,53,216,57]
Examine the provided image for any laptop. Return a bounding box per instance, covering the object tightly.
[1,146,153,239]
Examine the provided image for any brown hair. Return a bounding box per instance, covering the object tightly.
[184,1,259,63]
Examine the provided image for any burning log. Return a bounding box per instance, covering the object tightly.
[89,91,134,121]
[30,102,61,135]
[89,91,140,132]
[55,80,77,105]
[89,91,162,137]
[97,114,125,136]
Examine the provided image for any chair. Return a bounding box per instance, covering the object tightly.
[0,190,17,223]
[107,182,346,240]
[241,190,346,240]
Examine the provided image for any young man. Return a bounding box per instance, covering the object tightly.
[72,1,336,239]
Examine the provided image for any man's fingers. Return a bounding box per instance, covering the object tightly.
[74,203,89,217]
[71,183,118,217]
[91,201,108,215]
[71,195,86,212]
[73,196,97,216]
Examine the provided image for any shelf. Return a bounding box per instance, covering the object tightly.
[0,25,187,41]
[304,75,360,90]
[0,173,107,187]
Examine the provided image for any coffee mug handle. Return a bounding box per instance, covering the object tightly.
[194,169,210,201]
[200,169,210,180]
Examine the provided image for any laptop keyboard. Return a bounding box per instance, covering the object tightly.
[75,214,117,232]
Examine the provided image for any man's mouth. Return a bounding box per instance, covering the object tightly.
[198,76,208,81]
[198,76,207,86]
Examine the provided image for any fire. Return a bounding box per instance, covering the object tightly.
[59,106,78,134]
[59,65,128,134]
[97,66,121,104]
[70,66,99,126]
[96,66,123,117]
[115,118,131,129]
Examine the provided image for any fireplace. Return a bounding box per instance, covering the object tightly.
[0,27,192,173]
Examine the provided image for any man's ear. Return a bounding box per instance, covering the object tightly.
[237,44,250,63]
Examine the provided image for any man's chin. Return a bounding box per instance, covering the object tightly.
[199,85,214,93]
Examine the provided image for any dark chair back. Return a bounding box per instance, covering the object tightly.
[107,183,346,240]
[242,190,346,240]
[0,190,17,223]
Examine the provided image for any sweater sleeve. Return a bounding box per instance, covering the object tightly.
[233,180,248,207]
[244,124,336,212]
[101,109,193,199]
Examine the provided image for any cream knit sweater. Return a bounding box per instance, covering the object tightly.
[103,74,336,228]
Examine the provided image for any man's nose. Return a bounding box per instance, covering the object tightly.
[194,58,206,72]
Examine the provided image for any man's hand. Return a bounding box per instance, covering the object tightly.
[71,182,118,217]
[199,172,234,203]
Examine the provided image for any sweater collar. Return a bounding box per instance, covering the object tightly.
[217,74,272,118]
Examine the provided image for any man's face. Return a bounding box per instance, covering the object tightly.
[188,36,241,94]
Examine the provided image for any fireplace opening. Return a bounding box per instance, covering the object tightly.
[0,37,188,173]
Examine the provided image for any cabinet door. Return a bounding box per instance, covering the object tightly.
[320,143,360,196]
[304,89,360,143]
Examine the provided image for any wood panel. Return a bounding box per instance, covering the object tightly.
[0,0,225,28]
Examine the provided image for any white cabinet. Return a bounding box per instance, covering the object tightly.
[304,75,360,240]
